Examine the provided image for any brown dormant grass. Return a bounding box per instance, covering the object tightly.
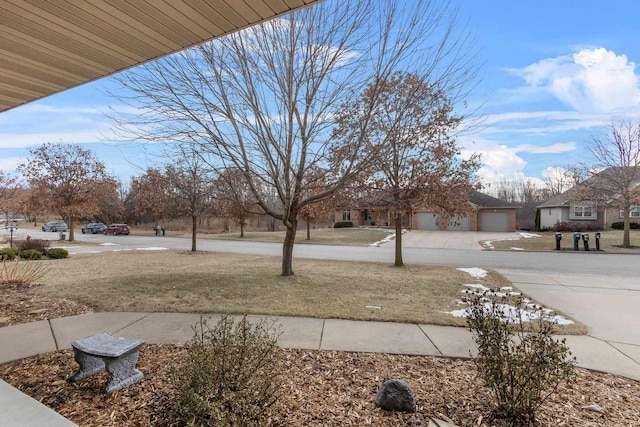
[161,227,393,246]
[487,229,640,253]
[34,250,584,333]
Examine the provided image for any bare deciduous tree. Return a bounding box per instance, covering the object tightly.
[543,166,584,198]
[215,168,257,238]
[587,120,640,247]
[0,171,19,225]
[18,144,117,241]
[334,72,480,266]
[113,0,477,275]
[166,154,217,251]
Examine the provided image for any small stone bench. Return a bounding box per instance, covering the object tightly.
[67,333,144,393]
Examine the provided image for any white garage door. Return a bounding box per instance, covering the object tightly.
[417,213,439,230]
[417,213,470,231]
[481,212,510,232]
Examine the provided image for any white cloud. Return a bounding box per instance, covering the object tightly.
[461,139,532,185]
[511,48,640,113]
[0,157,24,172]
[513,142,576,154]
[0,130,114,149]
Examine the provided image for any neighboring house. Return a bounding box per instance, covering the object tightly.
[337,191,519,232]
[537,167,640,230]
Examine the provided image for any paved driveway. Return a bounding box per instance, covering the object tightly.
[382,230,521,250]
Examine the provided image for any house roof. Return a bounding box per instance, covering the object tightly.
[346,190,518,210]
[469,191,519,209]
[538,167,640,208]
[0,0,318,113]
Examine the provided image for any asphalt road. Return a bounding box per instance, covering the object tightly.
[62,231,637,277]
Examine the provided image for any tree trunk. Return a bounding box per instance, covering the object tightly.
[191,214,197,252]
[306,221,311,240]
[240,220,244,238]
[394,213,404,267]
[282,218,298,276]
[68,217,74,242]
[623,204,631,248]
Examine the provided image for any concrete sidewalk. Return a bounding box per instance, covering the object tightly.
[1,312,640,426]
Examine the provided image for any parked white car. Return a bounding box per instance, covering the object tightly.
[42,221,68,232]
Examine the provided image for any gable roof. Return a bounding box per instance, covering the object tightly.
[469,191,519,208]
[538,167,640,208]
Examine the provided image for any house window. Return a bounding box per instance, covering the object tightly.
[570,203,596,220]
[342,211,351,221]
[620,206,640,218]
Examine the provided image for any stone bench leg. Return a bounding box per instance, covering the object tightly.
[103,349,144,393]
[68,350,105,382]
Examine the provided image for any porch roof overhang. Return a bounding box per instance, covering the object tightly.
[0,0,319,113]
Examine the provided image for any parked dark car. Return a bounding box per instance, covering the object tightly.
[81,222,106,234]
[42,221,68,232]
[103,223,131,235]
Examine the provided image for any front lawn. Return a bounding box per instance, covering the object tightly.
[487,230,640,253]
[33,250,583,333]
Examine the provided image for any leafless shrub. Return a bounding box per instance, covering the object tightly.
[466,293,576,425]
[171,315,284,426]
[0,257,49,287]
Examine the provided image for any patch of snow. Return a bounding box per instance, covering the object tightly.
[511,247,525,251]
[518,232,540,238]
[136,247,168,251]
[370,232,396,247]
[500,286,512,291]
[100,242,118,246]
[365,305,381,310]
[457,267,488,279]
[481,241,495,249]
[449,303,574,325]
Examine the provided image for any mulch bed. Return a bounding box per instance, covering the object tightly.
[1,345,640,426]
[0,284,89,326]
[1,287,640,426]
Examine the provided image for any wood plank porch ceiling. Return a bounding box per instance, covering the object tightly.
[0,0,319,112]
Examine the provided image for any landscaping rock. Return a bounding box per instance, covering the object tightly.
[375,379,416,412]
[0,316,11,326]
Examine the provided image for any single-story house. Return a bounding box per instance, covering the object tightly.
[337,191,519,232]
[537,167,640,230]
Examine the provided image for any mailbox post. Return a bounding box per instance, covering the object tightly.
[595,232,601,251]
[554,232,562,250]
[581,233,590,251]
[573,232,580,251]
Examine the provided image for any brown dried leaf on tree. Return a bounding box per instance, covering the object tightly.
[17,144,118,241]
[332,72,481,266]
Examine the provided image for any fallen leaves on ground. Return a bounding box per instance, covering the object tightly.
[1,345,640,426]
[0,284,89,326]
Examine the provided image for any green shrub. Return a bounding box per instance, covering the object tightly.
[19,249,43,260]
[46,248,69,259]
[15,238,50,253]
[0,248,20,260]
[333,221,353,228]
[466,294,576,425]
[611,221,640,230]
[172,315,284,427]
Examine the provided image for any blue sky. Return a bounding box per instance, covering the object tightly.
[2,1,640,189]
